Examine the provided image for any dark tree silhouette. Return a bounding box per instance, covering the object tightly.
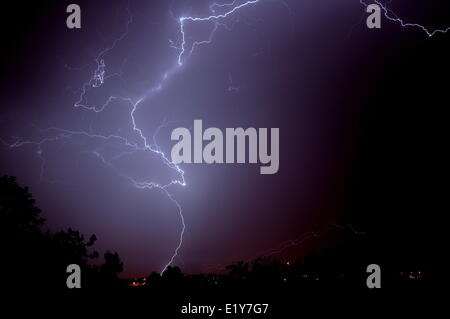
[225,261,249,280]
[1,175,44,235]
[0,175,124,289]
[1,175,436,291]
[99,250,124,287]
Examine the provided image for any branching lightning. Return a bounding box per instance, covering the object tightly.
[3,0,448,275]
[4,0,263,274]
[177,0,260,65]
[361,0,450,37]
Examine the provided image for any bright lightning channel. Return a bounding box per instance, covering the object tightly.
[4,0,448,275]
[6,0,263,274]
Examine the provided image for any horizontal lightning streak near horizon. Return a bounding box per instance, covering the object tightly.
[203,222,365,273]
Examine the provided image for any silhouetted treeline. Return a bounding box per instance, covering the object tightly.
[142,253,431,292]
[0,175,124,289]
[140,230,438,290]
[0,175,440,291]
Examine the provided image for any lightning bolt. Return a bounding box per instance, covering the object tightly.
[203,222,365,273]
[258,222,365,258]
[3,0,264,274]
[177,0,261,66]
[360,0,450,37]
[3,0,447,275]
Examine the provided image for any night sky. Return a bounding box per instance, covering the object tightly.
[1,0,449,277]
